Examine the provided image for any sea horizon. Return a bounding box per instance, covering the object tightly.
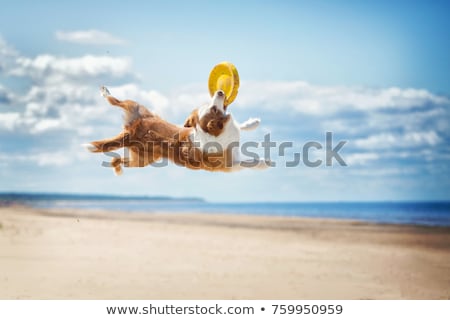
[1,192,449,227]
[1,191,450,203]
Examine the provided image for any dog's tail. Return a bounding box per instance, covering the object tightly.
[101,86,137,113]
[240,118,260,131]
[100,86,153,126]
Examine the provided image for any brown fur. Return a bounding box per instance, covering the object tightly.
[89,93,233,174]
[184,108,231,137]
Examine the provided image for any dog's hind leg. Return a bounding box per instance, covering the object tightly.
[84,131,130,153]
[110,147,162,175]
[110,157,131,176]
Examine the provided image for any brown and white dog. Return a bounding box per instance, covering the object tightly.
[84,86,268,175]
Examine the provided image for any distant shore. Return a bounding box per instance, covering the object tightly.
[0,206,449,299]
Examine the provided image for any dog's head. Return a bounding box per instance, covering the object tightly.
[184,90,231,136]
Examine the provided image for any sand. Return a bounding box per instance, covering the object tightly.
[0,206,449,299]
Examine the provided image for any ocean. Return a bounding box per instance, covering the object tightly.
[1,193,449,227]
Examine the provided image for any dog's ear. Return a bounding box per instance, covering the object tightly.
[184,109,199,128]
[207,114,231,136]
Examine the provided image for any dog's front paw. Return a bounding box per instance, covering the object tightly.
[100,86,111,98]
[250,118,261,127]
[240,118,261,131]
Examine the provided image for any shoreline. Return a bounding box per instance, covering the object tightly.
[6,203,450,234]
[3,202,450,229]
[1,206,449,299]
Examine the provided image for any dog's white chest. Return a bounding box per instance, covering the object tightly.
[192,117,240,155]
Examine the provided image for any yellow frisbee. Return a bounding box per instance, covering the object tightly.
[208,61,240,106]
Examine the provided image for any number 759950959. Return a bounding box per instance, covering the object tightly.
[271,304,343,315]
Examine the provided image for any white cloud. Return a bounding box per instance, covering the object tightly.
[2,36,132,84]
[0,36,18,74]
[32,118,66,134]
[0,151,72,167]
[34,152,72,166]
[354,131,441,149]
[107,84,170,115]
[10,54,132,83]
[345,152,380,165]
[0,82,119,135]
[0,36,18,59]
[0,112,21,130]
[235,81,450,114]
[0,37,136,135]
[346,167,418,177]
[55,30,126,45]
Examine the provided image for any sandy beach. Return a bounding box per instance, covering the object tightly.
[0,206,449,299]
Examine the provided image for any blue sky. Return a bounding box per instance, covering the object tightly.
[0,0,449,201]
